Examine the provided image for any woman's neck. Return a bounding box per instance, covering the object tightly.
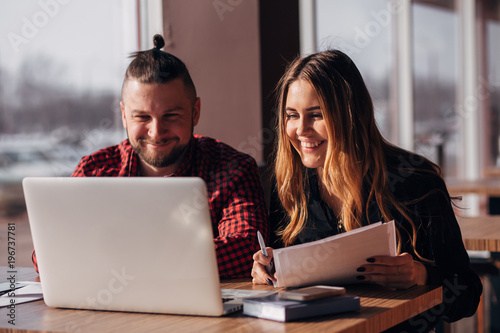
[315,168,343,217]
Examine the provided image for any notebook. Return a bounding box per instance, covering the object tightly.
[243,293,360,322]
[22,177,243,316]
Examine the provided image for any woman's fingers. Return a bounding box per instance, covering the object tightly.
[251,249,275,285]
[252,247,274,265]
[356,253,419,289]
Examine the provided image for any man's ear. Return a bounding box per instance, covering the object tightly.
[192,97,201,126]
[120,101,127,129]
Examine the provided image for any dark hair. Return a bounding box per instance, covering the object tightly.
[122,34,197,101]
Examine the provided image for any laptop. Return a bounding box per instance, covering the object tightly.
[22,177,243,316]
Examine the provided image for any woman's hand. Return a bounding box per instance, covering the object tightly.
[251,247,276,285]
[355,252,428,289]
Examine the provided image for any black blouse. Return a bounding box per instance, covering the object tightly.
[269,160,482,332]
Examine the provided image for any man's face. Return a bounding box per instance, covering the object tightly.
[120,78,200,173]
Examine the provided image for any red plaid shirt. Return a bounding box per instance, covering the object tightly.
[32,135,269,279]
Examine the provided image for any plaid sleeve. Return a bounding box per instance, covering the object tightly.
[213,157,269,279]
[70,143,130,177]
[71,157,87,177]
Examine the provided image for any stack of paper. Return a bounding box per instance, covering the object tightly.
[273,221,396,288]
[0,282,43,307]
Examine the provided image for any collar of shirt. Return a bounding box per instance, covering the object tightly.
[170,137,196,177]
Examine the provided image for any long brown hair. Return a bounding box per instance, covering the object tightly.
[274,50,439,260]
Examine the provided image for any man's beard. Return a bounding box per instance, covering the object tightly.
[131,137,189,168]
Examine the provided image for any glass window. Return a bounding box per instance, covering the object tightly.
[412,2,458,177]
[315,0,393,141]
[486,1,500,169]
[0,0,137,214]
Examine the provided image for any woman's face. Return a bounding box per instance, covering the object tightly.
[285,79,329,170]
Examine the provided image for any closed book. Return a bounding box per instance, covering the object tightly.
[242,294,360,322]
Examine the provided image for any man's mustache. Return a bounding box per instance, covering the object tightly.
[137,137,179,145]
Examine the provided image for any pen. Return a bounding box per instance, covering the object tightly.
[257,230,274,276]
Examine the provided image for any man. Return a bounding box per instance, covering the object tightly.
[33,35,269,279]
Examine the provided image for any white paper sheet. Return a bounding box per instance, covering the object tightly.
[273,221,397,288]
[0,282,43,307]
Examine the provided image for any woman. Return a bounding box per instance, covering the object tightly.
[252,50,482,331]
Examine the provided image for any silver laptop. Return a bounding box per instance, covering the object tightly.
[22,177,242,316]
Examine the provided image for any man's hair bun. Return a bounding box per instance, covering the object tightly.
[153,34,165,50]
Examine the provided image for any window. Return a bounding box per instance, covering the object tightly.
[0,0,137,214]
[315,0,394,141]
[486,0,500,170]
[412,2,458,177]
[313,0,500,181]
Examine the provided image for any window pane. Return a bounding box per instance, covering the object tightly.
[315,0,393,141]
[486,1,500,169]
[412,2,458,177]
[0,0,136,214]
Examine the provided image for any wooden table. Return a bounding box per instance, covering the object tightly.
[445,178,500,196]
[484,167,500,178]
[457,216,500,252]
[456,215,500,333]
[0,267,443,333]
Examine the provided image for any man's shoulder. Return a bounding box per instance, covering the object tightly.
[191,135,261,181]
[83,140,129,161]
[73,140,133,176]
[193,135,255,164]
